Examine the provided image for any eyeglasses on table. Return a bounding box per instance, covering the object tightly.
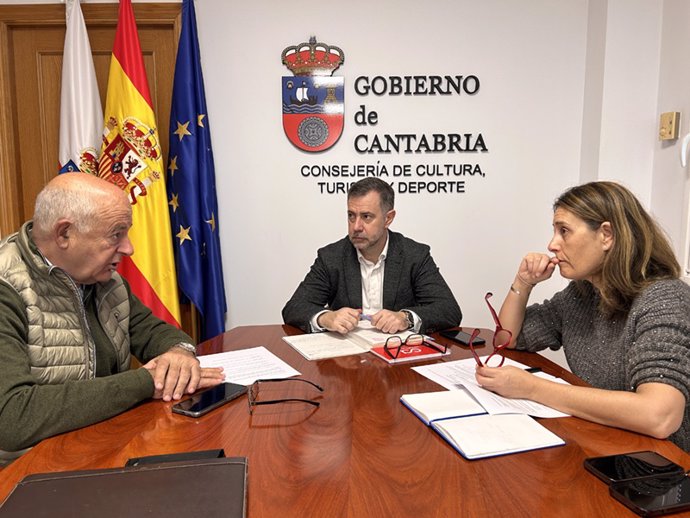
[248,377,324,414]
[468,292,513,367]
[383,334,448,360]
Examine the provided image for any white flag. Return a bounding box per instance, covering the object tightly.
[58,0,102,174]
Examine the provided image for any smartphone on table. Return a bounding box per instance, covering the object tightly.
[584,451,685,484]
[439,329,486,346]
[609,473,690,516]
[172,382,247,418]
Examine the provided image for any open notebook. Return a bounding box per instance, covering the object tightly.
[401,389,565,460]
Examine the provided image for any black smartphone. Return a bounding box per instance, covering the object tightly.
[172,383,247,418]
[125,449,225,467]
[584,451,685,484]
[610,473,690,517]
[439,329,486,346]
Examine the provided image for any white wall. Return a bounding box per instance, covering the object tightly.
[588,0,690,272]
[197,0,587,335]
[653,0,690,281]
[594,0,662,204]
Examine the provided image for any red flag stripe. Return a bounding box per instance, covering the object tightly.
[118,256,181,328]
[112,0,153,108]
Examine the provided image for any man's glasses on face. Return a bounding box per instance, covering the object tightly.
[468,292,513,368]
[383,334,448,360]
[248,378,324,414]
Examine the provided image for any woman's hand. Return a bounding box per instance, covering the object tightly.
[474,365,539,399]
[517,253,559,286]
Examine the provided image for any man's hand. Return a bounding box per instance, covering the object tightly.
[141,348,224,401]
[370,310,408,334]
[318,308,361,334]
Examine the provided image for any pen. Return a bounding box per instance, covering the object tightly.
[359,314,372,321]
[524,367,542,373]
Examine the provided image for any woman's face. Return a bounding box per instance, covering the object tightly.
[548,207,612,286]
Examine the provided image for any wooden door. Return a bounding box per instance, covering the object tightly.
[0,3,180,237]
[0,3,198,339]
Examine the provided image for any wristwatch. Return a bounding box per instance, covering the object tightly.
[401,310,414,330]
[173,342,197,357]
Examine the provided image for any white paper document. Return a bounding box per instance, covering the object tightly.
[282,321,419,361]
[199,346,300,386]
[282,333,369,360]
[349,320,417,347]
[413,357,570,418]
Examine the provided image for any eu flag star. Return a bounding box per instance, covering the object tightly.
[206,212,216,232]
[198,114,206,127]
[168,156,179,176]
[174,121,192,141]
[169,193,179,212]
[176,225,192,245]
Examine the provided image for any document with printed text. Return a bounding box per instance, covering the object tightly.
[282,321,419,361]
[198,346,300,386]
[413,357,570,418]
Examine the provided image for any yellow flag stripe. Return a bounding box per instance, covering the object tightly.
[103,57,181,323]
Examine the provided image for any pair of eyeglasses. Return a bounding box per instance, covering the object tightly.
[383,334,448,360]
[468,292,513,367]
[248,378,324,414]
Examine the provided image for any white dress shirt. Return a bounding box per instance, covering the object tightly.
[311,232,420,332]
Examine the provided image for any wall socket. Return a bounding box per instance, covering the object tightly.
[659,111,680,140]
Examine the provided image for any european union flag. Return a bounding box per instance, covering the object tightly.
[166,0,226,341]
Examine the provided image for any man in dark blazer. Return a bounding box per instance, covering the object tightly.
[282,178,461,335]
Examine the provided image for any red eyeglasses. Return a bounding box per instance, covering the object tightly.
[468,292,513,367]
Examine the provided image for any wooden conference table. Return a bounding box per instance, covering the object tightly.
[2,324,690,517]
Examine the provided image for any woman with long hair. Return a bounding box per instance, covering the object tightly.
[476,181,690,450]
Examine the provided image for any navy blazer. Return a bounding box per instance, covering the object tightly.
[282,231,462,334]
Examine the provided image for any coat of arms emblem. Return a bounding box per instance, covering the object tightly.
[99,116,161,204]
[281,36,344,152]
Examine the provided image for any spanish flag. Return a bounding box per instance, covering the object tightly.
[99,0,181,327]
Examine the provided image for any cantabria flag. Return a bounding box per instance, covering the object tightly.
[58,0,102,175]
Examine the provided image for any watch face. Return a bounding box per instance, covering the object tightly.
[403,311,414,329]
[174,343,197,355]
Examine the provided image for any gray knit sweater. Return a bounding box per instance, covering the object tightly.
[516,279,690,451]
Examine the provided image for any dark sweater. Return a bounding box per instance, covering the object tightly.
[516,279,690,451]
[0,278,192,452]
